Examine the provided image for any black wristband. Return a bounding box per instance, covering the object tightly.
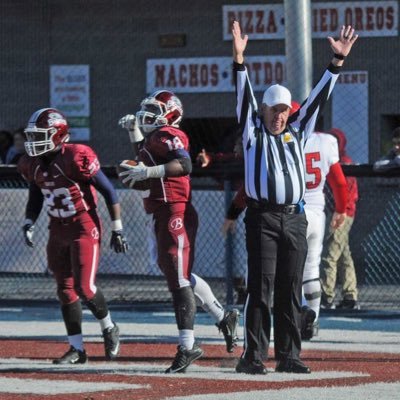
[333,53,346,60]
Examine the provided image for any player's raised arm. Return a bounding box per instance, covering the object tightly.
[232,20,248,64]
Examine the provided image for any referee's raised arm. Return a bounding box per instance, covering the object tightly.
[290,25,359,141]
[232,21,257,143]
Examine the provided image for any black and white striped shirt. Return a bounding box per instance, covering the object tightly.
[234,62,341,205]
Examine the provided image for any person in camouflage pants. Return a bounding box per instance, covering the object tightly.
[320,128,360,310]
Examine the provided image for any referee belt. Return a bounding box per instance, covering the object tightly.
[246,198,304,214]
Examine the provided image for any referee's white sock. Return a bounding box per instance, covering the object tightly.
[190,273,225,323]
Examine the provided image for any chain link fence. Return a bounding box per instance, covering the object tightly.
[0,166,399,309]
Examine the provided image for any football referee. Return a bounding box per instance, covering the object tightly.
[232,21,358,375]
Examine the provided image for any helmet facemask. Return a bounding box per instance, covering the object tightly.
[136,91,183,134]
[136,100,168,134]
[24,126,58,156]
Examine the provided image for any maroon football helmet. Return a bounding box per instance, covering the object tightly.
[24,108,70,156]
[136,90,183,134]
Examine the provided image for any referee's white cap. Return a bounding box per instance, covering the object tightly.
[262,84,292,108]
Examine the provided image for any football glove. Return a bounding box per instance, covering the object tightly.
[118,114,144,143]
[23,223,35,247]
[118,161,165,188]
[110,230,129,253]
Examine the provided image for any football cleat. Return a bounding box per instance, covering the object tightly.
[103,323,120,360]
[165,343,203,373]
[52,346,87,365]
[216,309,240,353]
[301,306,317,341]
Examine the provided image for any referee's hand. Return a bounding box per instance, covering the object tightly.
[328,25,359,58]
[232,21,248,64]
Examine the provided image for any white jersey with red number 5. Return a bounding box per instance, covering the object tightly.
[304,132,339,212]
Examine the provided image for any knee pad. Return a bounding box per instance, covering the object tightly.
[83,289,109,320]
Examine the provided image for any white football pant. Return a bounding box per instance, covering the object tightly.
[303,208,326,319]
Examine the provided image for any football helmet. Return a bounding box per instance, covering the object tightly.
[24,108,70,156]
[136,90,183,134]
[290,101,301,114]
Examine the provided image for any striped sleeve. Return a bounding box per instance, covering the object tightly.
[234,62,258,144]
[234,62,261,199]
[290,63,341,142]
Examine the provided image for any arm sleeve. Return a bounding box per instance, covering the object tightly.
[234,62,258,145]
[89,169,119,205]
[26,182,44,223]
[290,64,341,142]
[226,184,247,220]
[326,162,347,214]
[166,149,192,175]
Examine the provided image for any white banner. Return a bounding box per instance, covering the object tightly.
[222,3,285,40]
[222,2,398,40]
[50,65,90,141]
[147,56,287,93]
[332,71,369,164]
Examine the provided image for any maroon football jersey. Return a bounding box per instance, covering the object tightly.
[138,126,191,213]
[18,144,100,219]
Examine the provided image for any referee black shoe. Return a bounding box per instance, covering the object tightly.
[52,346,87,365]
[216,309,240,353]
[165,343,204,373]
[276,358,311,374]
[103,322,120,360]
[236,358,267,375]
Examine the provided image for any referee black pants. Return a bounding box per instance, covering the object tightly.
[243,207,308,362]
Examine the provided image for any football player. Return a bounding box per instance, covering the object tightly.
[18,108,128,364]
[118,90,240,373]
[301,130,347,339]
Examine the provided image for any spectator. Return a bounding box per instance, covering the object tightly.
[196,125,243,168]
[0,130,13,164]
[6,128,26,164]
[320,128,360,310]
[373,127,400,172]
